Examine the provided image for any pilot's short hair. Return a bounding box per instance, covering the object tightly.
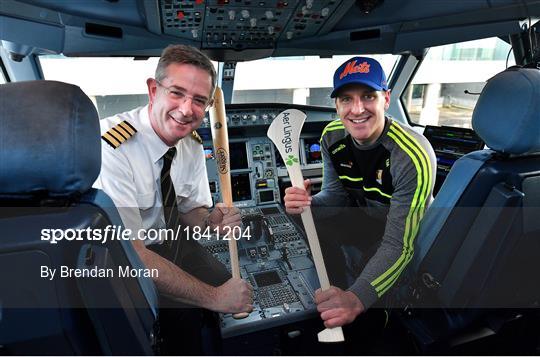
[155,44,217,96]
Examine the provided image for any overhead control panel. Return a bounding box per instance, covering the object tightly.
[160,0,346,50]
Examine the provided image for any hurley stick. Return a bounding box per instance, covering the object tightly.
[209,87,249,319]
[267,109,345,343]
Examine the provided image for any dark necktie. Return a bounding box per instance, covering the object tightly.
[160,147,180,230]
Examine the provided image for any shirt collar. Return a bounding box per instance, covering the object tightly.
[139,105,171,163]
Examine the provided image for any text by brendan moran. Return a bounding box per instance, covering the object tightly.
[41,265,158,280]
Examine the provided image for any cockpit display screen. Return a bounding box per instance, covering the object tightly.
[253,270,282,287]
[230,142,249,170]
[304,138,322,164]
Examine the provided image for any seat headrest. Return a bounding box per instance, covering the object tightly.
[472,67,540,155]
[0,80,100,197]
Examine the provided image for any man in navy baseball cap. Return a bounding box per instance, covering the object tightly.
[283,55,436,329]
[328,56,391,145]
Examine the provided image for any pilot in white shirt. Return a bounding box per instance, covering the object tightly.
[94,104,211,244]
[91,45,252,327]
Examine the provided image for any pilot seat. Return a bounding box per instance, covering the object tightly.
[0,80,159,355]
[397,65,540,353]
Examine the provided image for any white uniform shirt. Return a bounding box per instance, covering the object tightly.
[93,105,212,243]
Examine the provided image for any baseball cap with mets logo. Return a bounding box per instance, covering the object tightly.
[330,56,388,98]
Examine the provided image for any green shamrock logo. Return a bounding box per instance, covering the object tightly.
[285,155,299,166]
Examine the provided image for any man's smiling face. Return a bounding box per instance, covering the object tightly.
[147,63,213,146]
[335,83,390,145]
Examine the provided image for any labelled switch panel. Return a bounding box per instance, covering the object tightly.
[159,0,346,49]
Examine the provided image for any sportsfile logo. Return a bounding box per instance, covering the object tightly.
[339,60,370,79]
[281,111,293,154]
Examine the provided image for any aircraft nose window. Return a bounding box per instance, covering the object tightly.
[38,54,399,113]
[38,55,218,118]
[232,55,398,108]
[402,37,515,129]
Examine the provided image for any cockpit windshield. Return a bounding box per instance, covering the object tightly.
[232,55,399,107]
[38,54,399,117]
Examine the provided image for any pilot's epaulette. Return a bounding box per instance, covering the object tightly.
[191,130,203,144]
[101,120,137,149]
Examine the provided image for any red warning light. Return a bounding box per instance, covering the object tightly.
[177,11,185,20]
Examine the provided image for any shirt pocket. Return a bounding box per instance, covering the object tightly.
[136,191,157,210]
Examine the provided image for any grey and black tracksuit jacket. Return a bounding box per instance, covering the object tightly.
[313,117,436,309]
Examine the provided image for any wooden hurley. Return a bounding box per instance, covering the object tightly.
[209,87,249,319]
[267,109,345,343]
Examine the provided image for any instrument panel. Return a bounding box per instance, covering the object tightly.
[199,204,320,338]
[423,125,485,195]
[201,104,332,207]
[200,104,337,128]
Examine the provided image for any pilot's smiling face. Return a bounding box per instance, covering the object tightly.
[335,83,390,145]
[147,63,213,146]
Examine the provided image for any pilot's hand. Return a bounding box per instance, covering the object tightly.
[314,286,364,328]
[208,202,242,234]
[213,277,254,314]
[283,179,312,214]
